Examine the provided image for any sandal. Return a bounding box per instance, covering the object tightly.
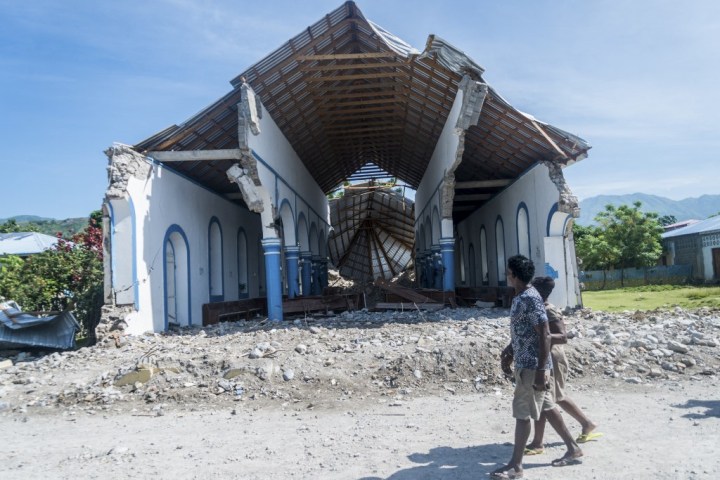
[490,466,524,478]
[576,431,604,443]
[551,453,583,467]
[523,446,545,455]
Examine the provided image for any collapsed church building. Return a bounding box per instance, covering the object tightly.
[102,2,591,334]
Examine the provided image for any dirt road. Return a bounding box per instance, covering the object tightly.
[2,379,718,480]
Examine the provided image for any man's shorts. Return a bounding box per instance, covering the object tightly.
[512,368,556,420]
[551,347,569,402]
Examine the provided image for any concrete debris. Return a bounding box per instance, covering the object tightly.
[0,306,718,417]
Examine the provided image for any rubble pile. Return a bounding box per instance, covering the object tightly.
[0,306,718,416]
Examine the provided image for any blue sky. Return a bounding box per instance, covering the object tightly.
[1,0,718,219]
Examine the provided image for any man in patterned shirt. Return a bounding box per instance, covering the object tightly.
[491,255,583,479]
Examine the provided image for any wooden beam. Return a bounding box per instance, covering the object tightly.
[297,52,397,61]
[316,98,401,109]
[306,72,408,82]
[452,205,481,212]
[302,62,408,72]
[371,225,397,277]
[147,149,242,162]
[374,302,444,311]
[324,125,402,135]
[311,90,406,101]
[317,105,404,116]
[454,194,493,202]
[307,81,404,93]
[454,179,512,189]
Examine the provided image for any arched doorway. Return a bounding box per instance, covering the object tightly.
[164,225,190,329]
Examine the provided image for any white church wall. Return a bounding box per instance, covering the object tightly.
[246,101,330,241]
[114,160,262,334]
[414,88,465,238]
[456,163,579,308]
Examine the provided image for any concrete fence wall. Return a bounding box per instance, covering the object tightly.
[580,265,693,290]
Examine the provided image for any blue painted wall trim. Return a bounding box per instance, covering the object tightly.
[208,216,224,303]
[479,226,489,285]
[414,176,444,226]
[285,246,300,299]
[546,203,559,236]
[145,155,254,211]
[495,216,507,286]
[516,201,531,256]
[262,238,283,321]
[301,251,312,296]
[163,224,191,331]
[250,150,330,229]
[237,227,249,299]
[440,237,455,292]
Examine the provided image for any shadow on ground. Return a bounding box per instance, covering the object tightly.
[358,443,560,480]
[673,399,720,419]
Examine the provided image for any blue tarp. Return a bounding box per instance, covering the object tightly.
[0,301,79,349]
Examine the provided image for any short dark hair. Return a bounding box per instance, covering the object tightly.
[507,255,535,283]
[531,276,555,301]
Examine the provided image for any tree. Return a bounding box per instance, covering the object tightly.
[0,219,40,233]
[574,224,620,289]
[658,214,677,226]
[0,210,104,341]
[596,202,663,285]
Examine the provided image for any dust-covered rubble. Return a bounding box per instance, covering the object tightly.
[0,306,718,418]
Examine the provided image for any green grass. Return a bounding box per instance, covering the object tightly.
[582,285,720,312]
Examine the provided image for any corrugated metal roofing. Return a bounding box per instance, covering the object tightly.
[0,232,61,256]
[662,216,720,238]
[328,182,414,282]
[0,301,80,350]
[133,1,590,220]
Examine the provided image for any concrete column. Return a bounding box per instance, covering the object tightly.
[301,251,312,296]
[311,255,322,295]
[262,238,283,321]
[319,258,329,292]
[423,251,433,288]
[440,237,455,292]
[285,246,300,299]
[432,246,442,290]
[416,252,425,288]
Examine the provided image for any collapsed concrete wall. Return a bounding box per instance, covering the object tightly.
[102,145,263,334]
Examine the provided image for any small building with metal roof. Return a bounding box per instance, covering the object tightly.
[662,216,720,282]
[0,232,62,257]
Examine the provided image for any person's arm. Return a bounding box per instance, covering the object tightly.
[500,343,514,376]
[534,321,551,390]
[547,307,567,345]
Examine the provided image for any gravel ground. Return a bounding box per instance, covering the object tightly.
[1,305,719,479]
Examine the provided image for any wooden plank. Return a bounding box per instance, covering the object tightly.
[374,302,443,311]
[454,193,493,202]
[306,72,408,82]
[455,179,512,189]
[302,62,409,72]
[374,278,435,304]
[323,125,403,135]
[297,52,398,61]
[148,149,242,162]
[316,98,401,109]
[202,298,266,326]
[312,90,406,101]
[307,81,404,93]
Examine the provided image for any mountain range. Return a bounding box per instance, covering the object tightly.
[0,215,88,238]
[577,193,720,225]
[4,194,720,232]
